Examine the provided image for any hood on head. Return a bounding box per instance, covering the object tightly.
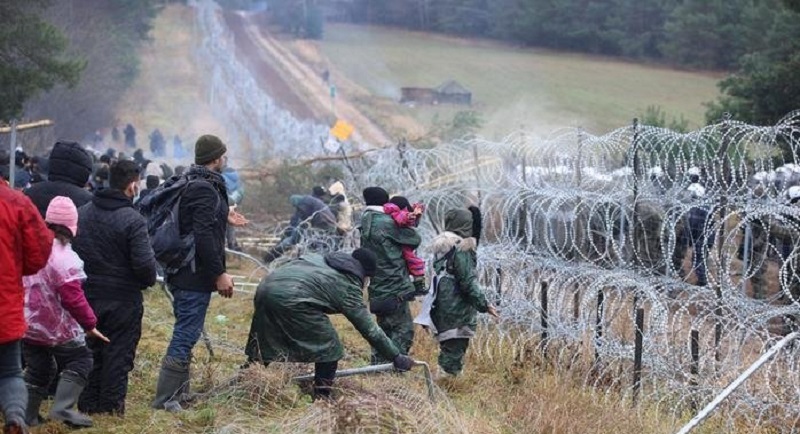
[48,142,92,187]
[445,208,473,238]
[324,252,366,283]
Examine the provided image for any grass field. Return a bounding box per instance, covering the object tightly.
[317,24,724,139]
[18,255,752,433]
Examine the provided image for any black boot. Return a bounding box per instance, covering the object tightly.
[312,361,338,401]
[48,371,92,427]
[151,357,190,412]
[24,384,47,426]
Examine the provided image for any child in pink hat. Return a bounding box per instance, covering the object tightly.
[22,196,108,428]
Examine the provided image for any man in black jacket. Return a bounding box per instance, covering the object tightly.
[25,141,93,217]
[73,160,157,416]
[152,134,239,411]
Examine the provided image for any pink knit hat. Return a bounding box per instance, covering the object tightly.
[46,196,78,237]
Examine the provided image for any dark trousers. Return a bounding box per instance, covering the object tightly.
[372,302,414,364]
[23,340,92,388]
[313,361,338,399]
[79,299,143,415]
[0,340,27,423]
[165,288,211,364]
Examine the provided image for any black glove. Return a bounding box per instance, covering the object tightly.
[412,278,427,296]
[393,354,415,372]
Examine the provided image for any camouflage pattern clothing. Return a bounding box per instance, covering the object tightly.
[429,209,490,375]
[245,253,400,364]
[360,206,421,362]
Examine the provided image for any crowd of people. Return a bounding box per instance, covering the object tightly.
[0,132,502,433]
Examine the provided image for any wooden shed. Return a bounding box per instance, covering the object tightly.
[400,80,472,105]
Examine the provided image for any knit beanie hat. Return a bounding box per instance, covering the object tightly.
[312,185,327,198]
[389,195,412,211]
[46,196,79,237]
[146,175,160,189]
[195,134,227,165]
[363,186,389,206]
[351,248,378,277]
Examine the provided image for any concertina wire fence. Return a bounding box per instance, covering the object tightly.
[277,112,800,431]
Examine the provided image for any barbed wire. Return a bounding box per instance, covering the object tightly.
[299,111,800,430]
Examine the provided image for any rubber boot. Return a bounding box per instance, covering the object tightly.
[24,385,47,427]
[48,371,92,427]
[151,357,190,412]
[3,416,29,434]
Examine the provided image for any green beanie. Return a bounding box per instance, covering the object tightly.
[195,134,227,165]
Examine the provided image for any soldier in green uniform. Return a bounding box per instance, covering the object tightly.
[359,187,425,364]
[423,206,498,377]
[244,248,415,398]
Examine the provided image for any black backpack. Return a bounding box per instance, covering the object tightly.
[138,175,199,274]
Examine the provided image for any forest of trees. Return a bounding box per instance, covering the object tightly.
[268,0,800,125]
[0,0,161,140]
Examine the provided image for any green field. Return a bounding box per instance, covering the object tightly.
[319,24,723,138]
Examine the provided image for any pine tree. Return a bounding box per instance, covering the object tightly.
[0,0,85,122]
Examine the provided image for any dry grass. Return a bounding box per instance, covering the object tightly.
[114,5,228,159]
[16,256,783,433]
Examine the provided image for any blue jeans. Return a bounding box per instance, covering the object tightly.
[0,340,27,423]
[166,288,212,364]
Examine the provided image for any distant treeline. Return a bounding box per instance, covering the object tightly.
[338,0,798,71]
[20,0,161,140]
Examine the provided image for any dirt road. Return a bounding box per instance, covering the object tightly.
[224,11,392,147]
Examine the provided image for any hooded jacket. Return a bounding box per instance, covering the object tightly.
[73,189,157,302]
[25,143,93,217]
[429,209,489,342]
[359,206,421,303]
[245,252,400,363]
[0,184,53,344]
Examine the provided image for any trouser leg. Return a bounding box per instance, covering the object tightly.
[372,302,414,364]
[313,361,338,400]
[0,340,29,427]
[438,339,470,376]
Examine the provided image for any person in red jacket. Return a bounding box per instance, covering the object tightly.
[0,176,53,434]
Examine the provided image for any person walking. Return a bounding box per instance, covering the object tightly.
[0,174,53,434]
[418,207,498,378]
[73,161,157,416]
[152,135,244,411]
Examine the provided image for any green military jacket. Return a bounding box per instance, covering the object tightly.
[429,232,489,342]
[246,253,400,363]
[360,207,421,302]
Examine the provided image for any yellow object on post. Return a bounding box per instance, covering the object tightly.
[330,119,354,141]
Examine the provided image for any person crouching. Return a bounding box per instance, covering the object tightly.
[244,248,415,399]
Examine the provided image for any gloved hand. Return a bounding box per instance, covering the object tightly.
[393,354,415,372]
[412,278,427,296]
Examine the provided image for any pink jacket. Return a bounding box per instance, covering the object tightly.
[23,240,96,346]
[383,203,419,228]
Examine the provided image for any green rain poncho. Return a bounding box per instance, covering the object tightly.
[359,207,421,302]
[245,252,400,363]
[429,209,489,342]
